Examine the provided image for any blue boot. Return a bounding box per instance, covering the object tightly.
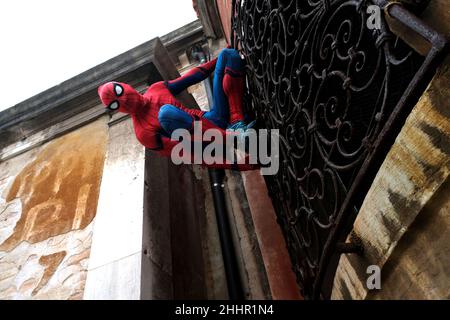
[227,120,256,131]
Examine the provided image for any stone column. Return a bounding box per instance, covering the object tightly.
[83,118,145,299]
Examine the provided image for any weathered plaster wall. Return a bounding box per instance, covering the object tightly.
[370,178,450,299]
[0,118,108,299]
[331,52,450,299]
[421,0,450,37]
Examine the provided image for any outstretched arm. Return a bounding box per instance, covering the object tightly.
[165,58,217,95]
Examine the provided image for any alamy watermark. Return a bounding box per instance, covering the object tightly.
[169,121,280,175]
[366,265,381,290]
[366,5,381,30]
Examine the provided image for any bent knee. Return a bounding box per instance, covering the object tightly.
[158,104,192,133]
[220,49,244,71]
[158,104,179,121]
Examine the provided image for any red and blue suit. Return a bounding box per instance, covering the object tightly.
[98,48,256,170]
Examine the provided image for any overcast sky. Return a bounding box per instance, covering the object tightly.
[0,0,198,111]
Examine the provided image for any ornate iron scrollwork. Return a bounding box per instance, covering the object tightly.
[231,0,446,298]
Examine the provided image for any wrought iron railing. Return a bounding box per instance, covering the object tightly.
[231,0,447,299]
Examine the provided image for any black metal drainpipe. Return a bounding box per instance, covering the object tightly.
[191,46,244,300]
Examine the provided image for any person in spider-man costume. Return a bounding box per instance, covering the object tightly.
[98,48,256,170]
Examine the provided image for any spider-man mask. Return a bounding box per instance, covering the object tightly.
[98,82,145,114]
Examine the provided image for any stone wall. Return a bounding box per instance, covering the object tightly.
[0,118,108,299]
[370,178,450,299]
[83,117,145,299]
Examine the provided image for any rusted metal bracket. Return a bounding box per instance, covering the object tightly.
[336,242,364,255]
[336,232,365,256]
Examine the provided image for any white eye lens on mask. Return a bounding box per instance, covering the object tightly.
[108,101,119,110]
[114,84,123,96]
